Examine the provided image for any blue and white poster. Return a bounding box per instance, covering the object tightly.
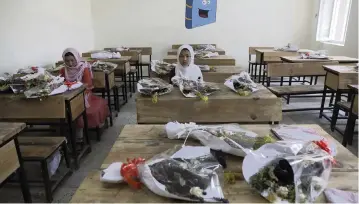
[185,0,217,29]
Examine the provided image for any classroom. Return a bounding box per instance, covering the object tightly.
[0,0,358,203]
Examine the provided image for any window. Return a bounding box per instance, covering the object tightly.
[316,0,352,46]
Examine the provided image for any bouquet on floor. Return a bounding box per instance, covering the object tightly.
[151,60,176,75]
[275,43,299,52]
[300,50,328,59]
[137,78,173,103]
[243,140,334,203]
[171,76,220,102]
[91,61,118,73]
[165,122,275,157]
[90,51,121,59]
[224,72,258,96]
[100,146,227,203]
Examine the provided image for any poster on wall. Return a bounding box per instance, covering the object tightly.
[185,0,217,29]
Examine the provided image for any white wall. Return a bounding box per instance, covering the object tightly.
[0,0,95,73]
[310,0,358,57]
[91,0,314,67]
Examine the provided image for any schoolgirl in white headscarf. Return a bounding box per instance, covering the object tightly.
[173,44,203,82]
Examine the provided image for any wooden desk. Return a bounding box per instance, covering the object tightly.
[343,84,358,146]
[254,49,298,83]
[0,123,31,202]
[93,68,117,126]
[163,55,236,66]
[168,48,226,55]
[71,124,358,203]
[281,56,359,64]
[320,65,358,123]
[151,66,245,83]
[136,84,282,124]
[0,88,90,169]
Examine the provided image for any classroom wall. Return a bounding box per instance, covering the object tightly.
[91,0,314,67]
[0,0,95,73]
[309,0,358,57]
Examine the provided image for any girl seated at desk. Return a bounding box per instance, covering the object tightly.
[60,48,109,139]
[171,44,203,82]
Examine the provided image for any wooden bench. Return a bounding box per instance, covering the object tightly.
[18,136,71,203]
[268,85,335,112]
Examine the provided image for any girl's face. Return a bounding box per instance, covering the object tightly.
[64,55,77,67]
[179,49,191,67]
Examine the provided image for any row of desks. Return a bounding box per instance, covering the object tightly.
[70,124,359,203]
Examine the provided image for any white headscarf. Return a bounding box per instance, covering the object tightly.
[174,44,203,82]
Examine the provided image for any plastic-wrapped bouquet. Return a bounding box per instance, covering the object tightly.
[192,44,217,52]
[151,60,176,75]
[300,50,329,59]
[0,73,11,92]
[195,51,219,59]
[171,76,220,102]
[139,146,226,203]
[90,51,121,59]
[224,72,258,96]
[137,78,173,103]
[91,61,118,73]
[24,75,64,98]
[243,140,334,203]
[275,43,299,52]
[166,122,275,157]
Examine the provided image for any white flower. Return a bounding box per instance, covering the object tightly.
[276,186,289,197]
[190,187,204,198]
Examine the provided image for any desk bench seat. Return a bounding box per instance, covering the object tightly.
[268,85,334,112]
[18,136,71,203]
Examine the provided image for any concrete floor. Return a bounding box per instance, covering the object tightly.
[0,85,357,203]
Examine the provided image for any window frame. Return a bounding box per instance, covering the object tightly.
[316,0,352,46]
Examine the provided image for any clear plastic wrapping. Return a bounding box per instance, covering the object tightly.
[195,51,220,59]
[224,72,258,96]
[91,61,118,73]
[138,145,226,203]
[171,76,220,101]
[151,60,176,75]
[192,44,217,52]
[243,141,333,203]
[300,50,329,59]
[90,51,121,59]
[137,78,173,103]
[275,43,299,52]
[166,122,275,157]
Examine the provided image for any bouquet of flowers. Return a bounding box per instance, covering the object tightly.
[171,76,220,102]
[243,140,333,203]
[195,51,219,59]
[275,43,299,52]
[224,72,258,96]
[151,60,176,75]
[137,78,173,103]
[139,146,226,203]
[23,75,64,98]
[165,122,275,157]
[300,50,329,59]
[90,51,121,59]
[192,44,217,52]
[0,73,11,92]
[91,61,118,73]
[100,146,227,203]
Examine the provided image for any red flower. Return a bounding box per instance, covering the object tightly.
[120,158,146,189]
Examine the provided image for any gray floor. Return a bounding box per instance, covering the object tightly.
[0,86,357,203]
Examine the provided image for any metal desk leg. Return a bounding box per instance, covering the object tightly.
[319,85,328,118]
[105,74,113,126]
[14,138,32,203]
[82,109,91,151]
